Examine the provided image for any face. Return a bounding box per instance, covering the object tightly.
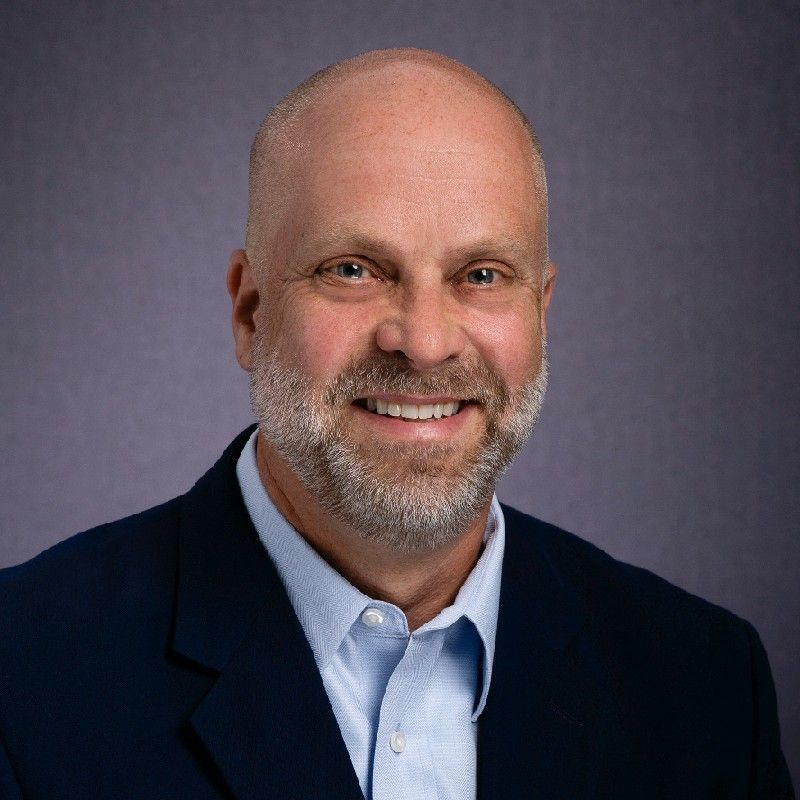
[241,70,555,551]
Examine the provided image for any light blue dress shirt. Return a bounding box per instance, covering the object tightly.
[236,429,505,800]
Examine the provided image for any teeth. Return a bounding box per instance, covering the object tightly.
[363,399,463,420]
[400,404,419,419]
[418,404,434,420]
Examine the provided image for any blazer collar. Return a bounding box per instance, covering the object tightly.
[171,426,363,800]
[477,505,626,800]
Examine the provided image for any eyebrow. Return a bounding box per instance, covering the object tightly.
[299,225,535,266]
[449,235,535,264]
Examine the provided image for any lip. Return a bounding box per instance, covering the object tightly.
[356,393,469,405]
[349,400,480,442]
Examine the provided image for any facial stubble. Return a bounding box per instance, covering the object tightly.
[249,335,548,552]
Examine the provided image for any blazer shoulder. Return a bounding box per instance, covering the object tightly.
[500,502,751,645]
[0,496,183,635]
[500,504,795,796]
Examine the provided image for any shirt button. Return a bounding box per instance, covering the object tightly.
[389,730,406,753]
[361,608,384,627]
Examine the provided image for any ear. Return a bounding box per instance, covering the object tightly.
[539,262,557,339]
[227,249,260,371]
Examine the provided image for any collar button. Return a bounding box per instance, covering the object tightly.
[361,607,385,628]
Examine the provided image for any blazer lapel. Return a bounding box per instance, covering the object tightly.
[171,428,363,800]
[478,506,627,800]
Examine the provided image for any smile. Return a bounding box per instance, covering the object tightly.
[354,397,468,421]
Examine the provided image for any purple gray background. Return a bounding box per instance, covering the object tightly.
[2,0,798,782]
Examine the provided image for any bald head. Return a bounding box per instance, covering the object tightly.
[245,48,548,274]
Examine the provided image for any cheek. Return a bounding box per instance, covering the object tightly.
[471,309,542,388]
[265,294,370,378]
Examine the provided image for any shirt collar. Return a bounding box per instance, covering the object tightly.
[236,427,504,720]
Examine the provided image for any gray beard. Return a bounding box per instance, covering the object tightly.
[249,338,548,553]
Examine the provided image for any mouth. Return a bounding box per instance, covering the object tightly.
[352,396,473,422]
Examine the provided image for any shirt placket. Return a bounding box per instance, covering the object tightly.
[371,628,446,800]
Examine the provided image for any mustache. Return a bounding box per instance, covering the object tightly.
[323,353,511,412]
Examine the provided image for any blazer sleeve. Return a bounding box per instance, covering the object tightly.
[744,621,795,799]
[0,732,23,800]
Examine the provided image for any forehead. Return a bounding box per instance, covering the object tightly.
[269,67,542,258]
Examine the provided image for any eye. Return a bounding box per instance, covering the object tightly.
[466,267,496,285]
[332,261,366,280]
[318,258,380,290]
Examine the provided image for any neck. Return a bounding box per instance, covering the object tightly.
[255,431,491,630]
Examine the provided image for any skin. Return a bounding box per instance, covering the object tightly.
[228,58,556,630]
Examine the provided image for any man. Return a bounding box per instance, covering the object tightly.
[0,48,793,799]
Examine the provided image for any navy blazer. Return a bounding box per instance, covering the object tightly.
[0,427,793,798]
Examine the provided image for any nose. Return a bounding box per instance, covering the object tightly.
[375,281,467,370]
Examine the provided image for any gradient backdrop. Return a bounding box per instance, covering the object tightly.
[2,0,798,783]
